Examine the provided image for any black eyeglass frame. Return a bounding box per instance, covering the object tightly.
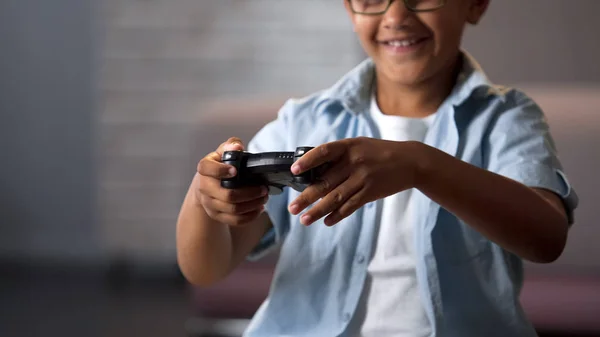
[347,0,447,15]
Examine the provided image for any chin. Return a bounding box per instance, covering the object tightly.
[375,60,432,86]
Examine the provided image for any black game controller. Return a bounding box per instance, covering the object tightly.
[221,147,323,195]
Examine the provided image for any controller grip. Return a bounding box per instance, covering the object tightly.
[293,146,317,184]
[220,179,241,189]
[221,150,244,189]
[293,171,315,185]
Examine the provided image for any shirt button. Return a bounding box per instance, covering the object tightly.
[356,254,365,264]
[343,312,351,322]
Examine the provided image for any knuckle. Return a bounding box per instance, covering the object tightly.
[196,159,206,173]
[196,179,210,196]
[226,202,236,214]
[333,190,344,204]
[351,154,366,165]
[346,195,359,209]
[204,207,218,219]
[195,187,208,205]
[348,137,361,147]
[319,144,329,157]
[319,178,331,192]
[196,191,206,204]
[297,194,310,207]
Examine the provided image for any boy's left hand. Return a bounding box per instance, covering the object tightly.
[288,137,424,226]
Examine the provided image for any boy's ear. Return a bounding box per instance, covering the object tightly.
[466,0,490,25]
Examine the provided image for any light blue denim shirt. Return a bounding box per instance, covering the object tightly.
[244,51,578,337]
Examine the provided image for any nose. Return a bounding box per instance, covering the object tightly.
[382,0,412,30]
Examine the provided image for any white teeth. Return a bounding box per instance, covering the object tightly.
[386,39,418,47]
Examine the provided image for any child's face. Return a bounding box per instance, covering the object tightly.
[345,0,489,85]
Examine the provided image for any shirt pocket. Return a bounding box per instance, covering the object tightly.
[284,187,363,264]
[431,208,491,265]
[285,215,348,263]
[283,191,334,263]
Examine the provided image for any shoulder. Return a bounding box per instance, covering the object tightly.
[279,58,375,123]
[496,86,541,110]
[457,51,545,120]
[480,86,547,126]
[279,90,329,118]
[278,90,348,126]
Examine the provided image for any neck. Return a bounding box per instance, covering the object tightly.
[375,54,462,118]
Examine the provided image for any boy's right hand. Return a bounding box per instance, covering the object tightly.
[195,137,269,227]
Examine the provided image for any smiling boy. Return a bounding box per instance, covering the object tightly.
[177,0,578,336]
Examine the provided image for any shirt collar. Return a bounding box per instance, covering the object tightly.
[315,50,503,116]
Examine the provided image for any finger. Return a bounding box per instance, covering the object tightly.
[324,188,367,226]
[217,208,265,227]
[217,185,268,204]
[216,137,245,157]
[299,179,363,226]
[205,194,268,215]
[288,161,350,215]
[198,177,268,203]
[291,140,349,175]
[197,157,237,179]
[217,184,268,204]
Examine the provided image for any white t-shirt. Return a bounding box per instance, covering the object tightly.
[351,92,436,337]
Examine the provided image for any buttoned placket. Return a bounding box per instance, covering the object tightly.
[416,102,463,335]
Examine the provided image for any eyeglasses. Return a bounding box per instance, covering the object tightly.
[348,0,446,15]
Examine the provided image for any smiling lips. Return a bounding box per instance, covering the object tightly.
[378,36,430,54]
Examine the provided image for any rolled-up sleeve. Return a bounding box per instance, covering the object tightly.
[484,91,579,225]
[245,100,294,261]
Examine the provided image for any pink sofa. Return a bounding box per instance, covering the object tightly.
[521,273,600,333]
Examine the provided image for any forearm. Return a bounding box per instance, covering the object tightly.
[414,143,568,263]
[176,175,234,286]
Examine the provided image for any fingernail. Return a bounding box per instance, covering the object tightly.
[228,167,237,177]
[289,203,299,214]
[300,214,312,226]
[261,186,268,195]
[291,163,300,175]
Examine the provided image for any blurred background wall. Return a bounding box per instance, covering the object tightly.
[1,0,598,277]
[97,0,364,268]
[0,0,100,264]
